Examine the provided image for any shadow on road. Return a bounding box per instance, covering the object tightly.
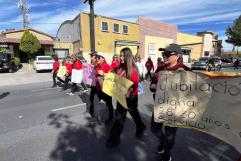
[0,92,10,100]
[47,90,240,161]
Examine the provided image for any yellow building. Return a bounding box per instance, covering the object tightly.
[0,28,54,63]
[56,12,140,63]
[177,32,203,62]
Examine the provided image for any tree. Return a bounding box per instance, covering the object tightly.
[19,30,41,62]
[225,15,241,55]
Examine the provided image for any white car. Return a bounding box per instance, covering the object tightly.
[33,56,54,72]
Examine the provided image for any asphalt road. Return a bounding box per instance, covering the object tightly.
[0,81,240,161]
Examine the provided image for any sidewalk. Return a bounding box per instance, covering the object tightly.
[0,63,52,87]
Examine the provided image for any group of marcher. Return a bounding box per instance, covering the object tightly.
[52,55,88,95]
[51,43,190,161]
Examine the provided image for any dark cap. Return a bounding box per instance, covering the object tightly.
[89,51,98,56]
[159,43,182,54]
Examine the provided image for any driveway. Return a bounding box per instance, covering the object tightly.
[0,63,52,87]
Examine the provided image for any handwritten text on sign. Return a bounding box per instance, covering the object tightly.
[154,71,241,153]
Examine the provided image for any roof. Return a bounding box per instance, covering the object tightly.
[0,37,54,45]
[2,28,54,38]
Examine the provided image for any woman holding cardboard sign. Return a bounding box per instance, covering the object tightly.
[106,47,146,147]
[150,43,190,161]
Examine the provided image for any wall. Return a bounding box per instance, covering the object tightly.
[54,41,73,54]
[80,12,139,64]
[177,33,203,61]
[144,35,174,65]
[138,16,177,60]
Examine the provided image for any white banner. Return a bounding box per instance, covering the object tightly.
[71,69,83,83]
[154,71,241,153]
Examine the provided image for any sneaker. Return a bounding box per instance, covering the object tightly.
[157,146,165,154]
[83,89,88,93]
[51,85,57,88]
[66,92,74,96]
[100,100,105,103]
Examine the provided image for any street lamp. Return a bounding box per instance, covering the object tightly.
[83,0,96,52]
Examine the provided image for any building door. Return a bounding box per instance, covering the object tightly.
[182,49,191,63]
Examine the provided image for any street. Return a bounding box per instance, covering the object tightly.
[0,76,240,161]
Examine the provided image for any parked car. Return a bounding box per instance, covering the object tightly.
[0,52,20,73]
[33,56,54,72]
[191,57,209,70]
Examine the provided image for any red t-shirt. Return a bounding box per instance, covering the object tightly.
[95,61,111,90]
[111,60,120,70]
[53,61,60,73]
[73,60,83,70]
[145,60,154,71]
[64,63,72,75]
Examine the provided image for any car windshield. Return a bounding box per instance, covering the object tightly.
[38,57,53,60]
[0,54,7,59]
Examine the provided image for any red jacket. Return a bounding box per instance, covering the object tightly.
[145,60,154,71]
[111,60,120,70]
[73,60,83,70]
[157,61,165,68]
[95,61,111,90]
[53,60,60,73]
[64,63,72,75]
[119,66,139,96]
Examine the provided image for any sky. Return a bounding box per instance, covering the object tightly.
[0,0,241,51]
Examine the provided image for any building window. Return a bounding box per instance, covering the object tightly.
[204,51,210,56]
[102,21,108,32]
[148,43,157,55]
[123,25,128,34]
[113,23,120,33]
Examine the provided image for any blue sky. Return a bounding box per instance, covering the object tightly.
[0,0,241,51]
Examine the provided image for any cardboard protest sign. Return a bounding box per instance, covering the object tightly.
[71,69,83,83]
[57,66,67,78]
[102,72,133,109]
[83,63,96,86]
[154,71,241,153]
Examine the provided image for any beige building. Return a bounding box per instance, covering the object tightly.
[197,31,222,57]
[0,28,54,63]
[177,32,203,62]
[56,12,140,63]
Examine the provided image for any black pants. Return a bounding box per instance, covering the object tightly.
[151,114,177,159]
[53,72,64,86]
[89,86,97,115]
[63,75,71,90]
[108,95,145,141]
[89,88,113,118]
[145,70,152,80]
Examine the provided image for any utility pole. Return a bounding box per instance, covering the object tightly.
[83,0,95,52]
[18,0,29,28]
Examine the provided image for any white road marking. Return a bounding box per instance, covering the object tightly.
[31,87,61,92]
[51,103,86,112]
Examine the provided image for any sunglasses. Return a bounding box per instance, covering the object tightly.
[162,51,177,58]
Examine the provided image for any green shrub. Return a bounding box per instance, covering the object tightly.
[46,51,55,57]
[12,57,21,66]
